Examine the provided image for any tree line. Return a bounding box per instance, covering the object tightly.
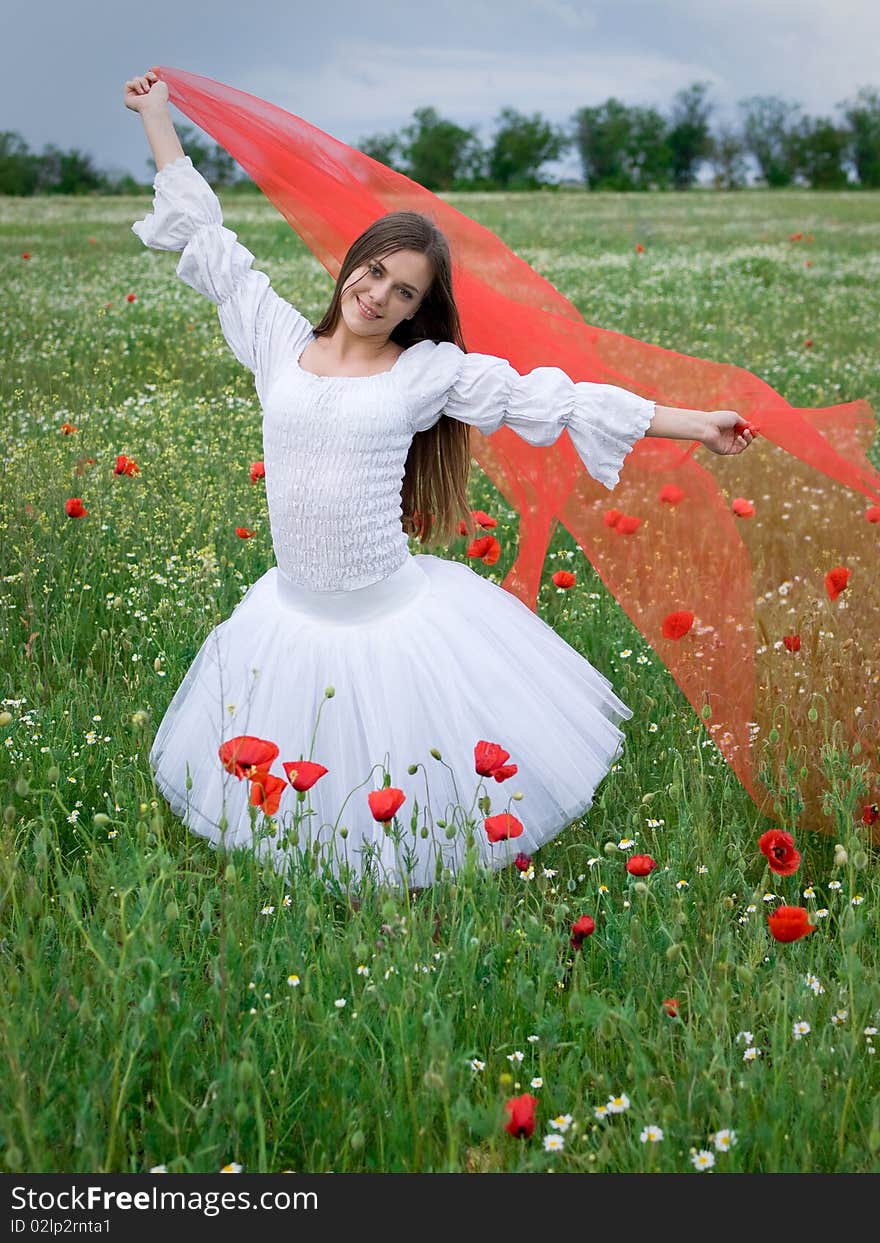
[3,82,879,195]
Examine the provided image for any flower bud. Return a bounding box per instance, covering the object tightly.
[93,812,111,827]
[324,686,335,698]
[46,766,60,785]
[430,748,442,760]
[833,843,848,868]
[15,776,29,797]
[131,710,149,728]
[852,850,868,871]
[0,711,12,728]
[603,841,618,855]
[665,943,681,960]
[407,764,418,775]
[633,881,648,895]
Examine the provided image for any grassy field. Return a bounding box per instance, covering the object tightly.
[1,185,878,1174]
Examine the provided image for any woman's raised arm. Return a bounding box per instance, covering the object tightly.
[123,71,184,171]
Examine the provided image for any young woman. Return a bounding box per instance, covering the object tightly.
[123,70,755,899]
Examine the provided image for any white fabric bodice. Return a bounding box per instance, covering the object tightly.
[132,156,656,591]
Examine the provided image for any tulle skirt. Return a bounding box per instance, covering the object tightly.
[149,552,634,893]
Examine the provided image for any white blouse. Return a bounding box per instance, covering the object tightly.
[132,156,656,591]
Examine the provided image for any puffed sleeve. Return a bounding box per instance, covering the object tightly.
[131,154,313,404]
[409,342,656,491]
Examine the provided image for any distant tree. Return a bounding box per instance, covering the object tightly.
[738,95,801,186]
[486,107,568,189]
[399,106,483,191]
[838,85,880,187]
[0,131,38,195]
[571,98,672,190]
[790,115,851,188]
[356,131,404,173]
[666,81,715,189]
[708,123,749,190]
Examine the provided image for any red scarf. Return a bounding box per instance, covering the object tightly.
[153,65,880,838]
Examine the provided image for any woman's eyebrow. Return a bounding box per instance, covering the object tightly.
[371,257,420,294]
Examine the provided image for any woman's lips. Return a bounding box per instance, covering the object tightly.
[357,296,380,319]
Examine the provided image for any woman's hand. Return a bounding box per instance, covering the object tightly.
[701,409,759,456]
[123,71,168,114]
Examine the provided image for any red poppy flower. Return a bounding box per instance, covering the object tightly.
[65,497,88,518]
[658,484,684,505]
[88,237,97,244]
[860,803,878,826]
[235,527,256,539]
[114,454,140,476]
[804,338,813,348]
[249,769,287,816]
[635,242,645,253]
[767,905,816,943]
[459,509,497,534]
[731,497,755,517]
[825,566,851,600]
[484,813,524,843]
[21,252,31,260]
[219,735,280,780]
[504,1093,538,1139]
[758,829,801,876]
[514,852,532,872]
[60,422,78,435]
[466,534,501,565]
[570,914,596,948]
[662,610,694,640]
[126,293,137,303]
[626,854,657,876]
[552,570,576,589]
[789,232,803,242]
[804,261,813,269]
[474,740,512,778]
[368,787,406,823]
[282,759,329,791]
[614,514,641,535]
[662,998,679,1018]
[249,460,265,483]
[866,506,880,523]
[604,508,624,528]
[783,634,801,652]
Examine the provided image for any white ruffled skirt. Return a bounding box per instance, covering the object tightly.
[149,553,633,893]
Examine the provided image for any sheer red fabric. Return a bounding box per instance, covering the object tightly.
[152,65,880,838]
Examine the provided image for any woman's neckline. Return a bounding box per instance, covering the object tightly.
[295,333,420,381]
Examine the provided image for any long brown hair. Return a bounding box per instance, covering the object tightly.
[311,210,477,547]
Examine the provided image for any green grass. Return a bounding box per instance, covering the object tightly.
[1,187,878,1174]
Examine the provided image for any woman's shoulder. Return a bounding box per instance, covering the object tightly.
[398,338,464,392]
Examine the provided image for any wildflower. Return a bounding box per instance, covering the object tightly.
[527,1035,540,1043]
[249,460,266,482]
[334,998,346,1009]
[549,1114,573,1132]
[467,534,501,565]
[514,852,532,872]
[617,837,635,850]
[235,527,256,539]
[368,786,406,823]
[758,829,801,876]
[662,610,694,639]
[767,905,816,943]
[552,570,576,589]
[250,770,286,816]
[507,1050,525,1064]
[469,1059,485,1072]
[126,292,137,303]
[542,1133,565,1151]
[762,892,777,903]
[260,904,275,916]
[569,914,596,949]
[474,739,516,781]
[626,854,656,876]
[282,759,328,791]
[287,974,300,987]
[598,883,609,894]
[149,1165,167,1173]
[864,1026,878,1037]
[484,812,523,842]
[114,454,140,476]
[828,880,842,891]
[824,566,851,601]
[219,735,279,780]
[219,1162,242,1173]
[640,1125,664,1143]
[742,1047,762,1062]
[675,879,689,890]
[831,1009,848,1026]
[504,1093,538,1139]
[713,1129,737,1152]
[804,973,824,996]
[803,886,815,898]
[530,1077,543,1089]
[691,1149,716,1171]
[60,422,78,434]
[792,1020,811,1040]
[662,998,679,1019]
[732,497,755,517]
[815,908,829,919]
[65,497,88,518]
[593,1104,609,1121]
[851,895,864,906]
[735,1030,754,1046]
[783,634,801,651]
[607,1094,630,1114]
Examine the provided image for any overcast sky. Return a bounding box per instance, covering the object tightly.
[2,0,877,183]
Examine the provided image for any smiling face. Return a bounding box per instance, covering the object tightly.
[340,248,434,341]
